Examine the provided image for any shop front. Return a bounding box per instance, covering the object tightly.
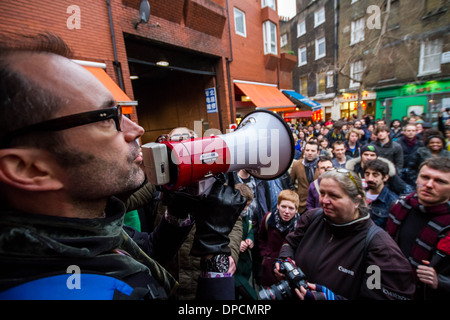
[282,90,322,122]
[375,79,450,125]
[234,81,296,123]
[338,91,376,119]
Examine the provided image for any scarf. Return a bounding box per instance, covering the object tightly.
[0,197,178,296]
[303,158,319,184]
[387,193,450,266]
[269,209,300,236]
[402,135,417,148]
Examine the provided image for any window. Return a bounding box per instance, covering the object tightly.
[350,60,364,88]
[315,37,326,60]
[280,33,287,48]
[300,76,308,95]
[297,20,306,37]
[327,71,334,88]
[234,8,246,37]
[263,21,277,55]
[314,7,325,27]
[262,0,276,10]
[418,39,442,76]
[298,47,307,66]
[350,18,365,45]
[317,72,326,94]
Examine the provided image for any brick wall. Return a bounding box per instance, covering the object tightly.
[228,0,280,84]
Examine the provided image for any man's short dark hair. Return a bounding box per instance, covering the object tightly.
[419,156,450,173]
[318,155,332,163]
[332,140,345,149]
[364,159,389,177]
[0,33,73,150]
[305,140,319,150]
[374,125,390,135]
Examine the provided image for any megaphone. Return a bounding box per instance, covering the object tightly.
[141,110,294,193]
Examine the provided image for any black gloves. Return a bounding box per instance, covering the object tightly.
[161,178,246,257]
[190,180,246,257]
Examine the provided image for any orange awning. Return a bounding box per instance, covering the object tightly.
[83,66,137,114]
[284,111,313,118]
[234,82,295,109]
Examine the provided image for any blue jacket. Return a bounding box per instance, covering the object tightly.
[367,186,398,230]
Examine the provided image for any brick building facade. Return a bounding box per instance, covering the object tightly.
[1,0,298,142]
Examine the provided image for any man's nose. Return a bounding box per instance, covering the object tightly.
[424,179,434,188]
[122,117,145,141]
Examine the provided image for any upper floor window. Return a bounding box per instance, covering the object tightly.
[297,20,306,37]
[263,21,277,55]
[298,47,307,66]
[262,0,276,10]
[327,71,334,88]
[315,37,326,60]
[280,33,288,48]
[350,60,364,88]
[418,39,442,76]
[314,7,325,27]
[300,76,308,95]
[234,8,246,37]
[350,18,365,45]
[317,72,326,94]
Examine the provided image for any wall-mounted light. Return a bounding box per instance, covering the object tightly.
[156,61,169,67]
[130,75,139,80]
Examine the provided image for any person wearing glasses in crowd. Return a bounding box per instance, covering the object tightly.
[306,155,334,210]
[0,34,245,300]
[275,168,415,300]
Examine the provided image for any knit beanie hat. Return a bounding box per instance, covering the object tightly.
[360,144,379,156]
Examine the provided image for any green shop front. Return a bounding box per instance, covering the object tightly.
[375,79,450,125]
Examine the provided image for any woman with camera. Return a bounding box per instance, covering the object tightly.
[275,169,416,300]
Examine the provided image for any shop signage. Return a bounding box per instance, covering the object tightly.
[205,87,218,114]
[399,80,450,97]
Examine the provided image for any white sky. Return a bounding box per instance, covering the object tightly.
[277,0,296,18]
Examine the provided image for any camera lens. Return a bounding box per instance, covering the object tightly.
[258,280,293,300]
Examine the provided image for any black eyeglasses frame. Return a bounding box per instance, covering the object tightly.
[1,105,122,148]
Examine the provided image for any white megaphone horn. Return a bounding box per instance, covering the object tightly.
[141,110,294,193]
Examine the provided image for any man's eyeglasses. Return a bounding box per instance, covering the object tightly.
[1,106,122,148]
[335,168,362,193]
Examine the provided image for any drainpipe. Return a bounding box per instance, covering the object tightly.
[106,0,125,90]
[225,0,235,123]
[333,0,339,120]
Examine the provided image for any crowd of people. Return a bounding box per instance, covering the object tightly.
[0,33,449,301]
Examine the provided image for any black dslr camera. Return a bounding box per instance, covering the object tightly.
[259,258,308,300]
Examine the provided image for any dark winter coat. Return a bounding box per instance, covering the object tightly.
[280,209,415,300]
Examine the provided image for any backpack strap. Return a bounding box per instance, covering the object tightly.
[313,179,320,194]
[265,212,272,231]
[364,224,383,258]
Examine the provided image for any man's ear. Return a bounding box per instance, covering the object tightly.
[383,174,390,183]
[0,148,64,191]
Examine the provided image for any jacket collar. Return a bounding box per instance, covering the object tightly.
[0,197,126,258]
